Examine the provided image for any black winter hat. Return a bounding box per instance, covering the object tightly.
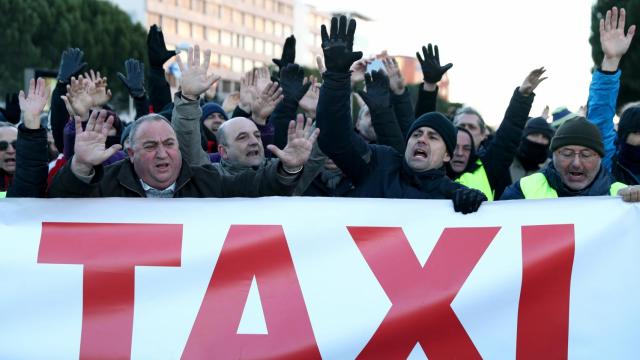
[406,112,457,157]
[617,106,640,144]
[550,116,604,157]
[523,117,554,140]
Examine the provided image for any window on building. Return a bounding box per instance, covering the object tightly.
[232,57,243,73]
[192,24,204,40]
[206,28,220,44]
[255,17,264,32]
[192,0,204,12]
[283,25,292,36]
[255,61,263,68]
[265,20,273,35]
[179,0,190,9]
[221,55,231,70]
[232,10,242,25]
[220,31,231,47]
[233,34,241,48]
[266,0,274,11]
[274,22,283,37]
[274,44,282,57]
[178,20,191,37]
[210,53,220,65]
[244,59,254,72]
[148,13,160,27]
[244,14,254,29]
[222,80,232,93]
[205,2,218,17]
[244,36,254,52]
[162,17,177,34]
[264,41,273,56]
[254,39,264,54]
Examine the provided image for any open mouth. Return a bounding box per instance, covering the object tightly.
[246,150,260,157]
[3,158,15,166]
[155,162,170,171]
[567,171,585,180]
[413,149,428,158]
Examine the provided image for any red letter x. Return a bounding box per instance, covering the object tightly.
[349,226,500,359]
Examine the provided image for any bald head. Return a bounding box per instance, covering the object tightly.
[217,117,264,167]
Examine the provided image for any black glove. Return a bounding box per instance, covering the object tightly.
[57,48,87,83]
[147,24,176,68]
[452,187,487,214]
[416,43,453,84]
[279,64,312,102]
[320,16,363,73]
[3,93,21,124]
[117,58,146,98]
[357,70,391,111]
[273,35,296,72]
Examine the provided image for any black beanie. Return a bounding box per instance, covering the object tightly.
[523,117,554,140]
[550,117,604,156]
[406,112,457,157]
[617,106,640,144]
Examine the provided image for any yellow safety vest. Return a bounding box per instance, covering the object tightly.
[456,160,494,201]
[519,172,626,199]
[0,191,5,198]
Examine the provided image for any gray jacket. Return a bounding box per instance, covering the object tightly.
[171,93,324,195]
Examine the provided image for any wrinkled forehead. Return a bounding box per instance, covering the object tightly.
[222,117,259,136]
[135,120,176,143]
[0,127,18,142]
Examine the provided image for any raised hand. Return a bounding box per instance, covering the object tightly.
[84,70,112,107]
[279,64,312,101]
[273,35,296,72]
[57,48,87,83]
[70,110,122,176]
[320,16,363,73]
[176,45,221,99]
[254,67,271,94]
[147,24,176,68]
[61,75,93,118]
[251,82,283,125]
[519,67,547,96]
[416,43,453,84]
[239,70,258,113]
[357,70,391,111]
[117,58,146,98]
[600,7,636,71]
[18,78,50,129]
[299,76,320,118]
[267,114,320,171]
[383,57,406,95]
[350,57,374,86]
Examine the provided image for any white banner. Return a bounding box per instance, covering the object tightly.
[1,197,639,359]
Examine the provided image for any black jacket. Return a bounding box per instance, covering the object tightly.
[611,155,639,186]
[48,158,299,198]
[316,72,465,200]
[7,125,48,197]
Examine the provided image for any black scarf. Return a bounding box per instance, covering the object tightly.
[516,138,549,171]
[401,161,456,198]
[618,143,640,175]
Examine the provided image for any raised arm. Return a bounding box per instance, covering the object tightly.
[483,68,544,198]
[383,57,414,135]
[147,25,176,113]
[358,70,405,153]
[316,16,374,185]
[7,78,50,197]
[415,43,452,118]
[51,48,86,152]
[118,58,150,119]
[588,6,636,171]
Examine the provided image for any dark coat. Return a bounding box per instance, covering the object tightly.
[611,155,639,186]
[7,125,48,197]
[48,158,299,198]
[316,72,464,200]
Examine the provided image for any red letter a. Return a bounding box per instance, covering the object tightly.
[349,226,500,359]
[37,222,183,360]
[182,225,320,360]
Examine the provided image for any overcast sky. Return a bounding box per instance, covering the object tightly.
[306,0,597,125]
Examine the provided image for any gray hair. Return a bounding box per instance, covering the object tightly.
[128,113,172,148]
[454,106,486,133]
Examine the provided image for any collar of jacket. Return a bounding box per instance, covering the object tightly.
[219,157,267,175]
[541,161,613,197]
[114,160,193,197]
[401,160,451,193]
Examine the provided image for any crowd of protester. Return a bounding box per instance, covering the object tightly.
[2,6,640,213]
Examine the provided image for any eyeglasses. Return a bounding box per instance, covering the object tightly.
[0,140,17,151]
[556,148,597,161]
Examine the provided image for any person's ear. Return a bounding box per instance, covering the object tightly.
[218,144,228,159]
[443,150,451,163]
[127,147,134,162]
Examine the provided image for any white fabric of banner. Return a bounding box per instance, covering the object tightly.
[0,197,639,359]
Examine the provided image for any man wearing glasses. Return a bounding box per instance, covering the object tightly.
[501,117,640,202]
[0,122,17,196]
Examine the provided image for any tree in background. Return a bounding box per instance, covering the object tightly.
[590,0,640,111]
[0,0,147,108]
